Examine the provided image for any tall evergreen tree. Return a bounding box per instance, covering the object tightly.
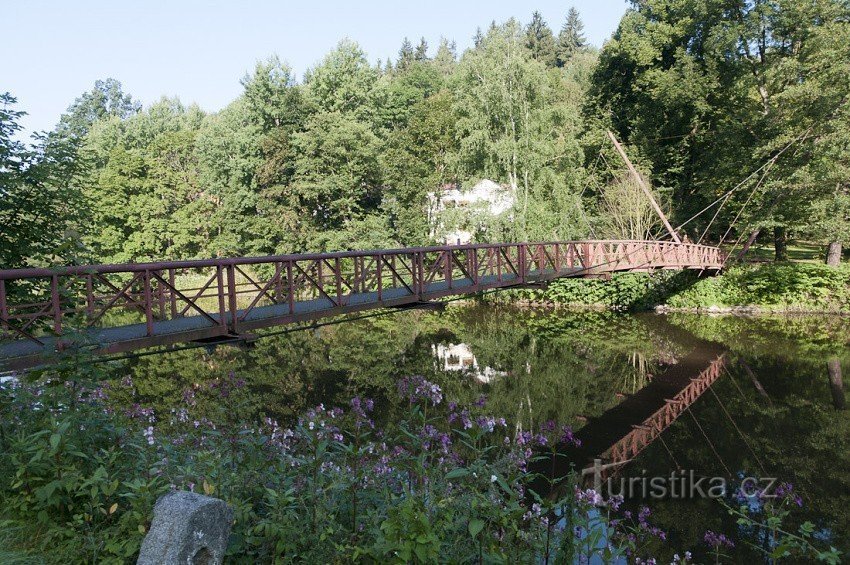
[433,37,458,77]
[473,27,484,47]
[414,37,429,61]
[397,37,415,71]
[556,8,587,66]
[524,11,557,67]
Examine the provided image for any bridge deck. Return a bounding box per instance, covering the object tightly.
[0,270,538,369]
[0,240,723,370]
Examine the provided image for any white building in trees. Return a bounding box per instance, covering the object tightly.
[427,179,514,244]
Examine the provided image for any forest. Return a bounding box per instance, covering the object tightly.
[2,1,850,269]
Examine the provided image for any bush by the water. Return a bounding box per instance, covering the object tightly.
[664,263,850,312]
[531,271,700,311]
[0,372,839,563]
[528,263,850,313]
[0,374,672,563]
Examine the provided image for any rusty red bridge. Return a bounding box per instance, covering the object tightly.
[0,240,723,370]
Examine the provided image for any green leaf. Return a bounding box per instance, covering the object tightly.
[445,468,469,480]
[49,433,61,451]
[468,518,485,537]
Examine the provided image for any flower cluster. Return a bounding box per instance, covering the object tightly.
[126,403,156,423]
[299,403,344,442]
[397,375,442,405]
[774,481,803,507]
[349,396,375,430]
[704,530,735,549]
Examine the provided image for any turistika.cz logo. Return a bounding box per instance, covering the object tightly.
[582,459,779,500]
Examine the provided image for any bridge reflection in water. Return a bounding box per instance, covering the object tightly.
[531,337,729,497]
[0,240,722,370]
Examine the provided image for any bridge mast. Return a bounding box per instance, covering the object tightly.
[606,130,682,244]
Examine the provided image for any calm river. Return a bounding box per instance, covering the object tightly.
[110,303,850,560]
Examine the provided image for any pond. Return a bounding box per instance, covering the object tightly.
[106,302,850,560]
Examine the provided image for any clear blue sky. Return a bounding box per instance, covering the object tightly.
[6,0,629,137]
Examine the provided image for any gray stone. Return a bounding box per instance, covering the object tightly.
[137,490,233,565]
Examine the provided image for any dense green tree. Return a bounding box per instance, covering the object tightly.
[303,39,380,120]
[56,78,140,139]
[452,21,592,241]
[193,97,264,256]
[290,111,383,238]
[81,99,209,261]
[241,56,306,133]
[0,94,84,269]
[383,90,458,244]
[592,0,850,259]
[556,7,587,66]
[524,11,557,67]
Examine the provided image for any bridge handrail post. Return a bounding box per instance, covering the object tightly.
[215,265,227,328]
[226,264,238,333]
[0,280,7,326]
[50,274,62,337]
[169,269,178,318]
[519,244,527,283]
[377,253,383,301]
[416,252,424,299]
[286,261,295,314]
[143,270,154,337]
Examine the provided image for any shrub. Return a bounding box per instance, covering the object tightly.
[665,263,850,311]
[0,374,670,563]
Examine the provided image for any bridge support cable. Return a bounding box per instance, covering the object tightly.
[657,432,683,472]
[607,130,682,243]
[708,385,768,475]
[686,406,734,477]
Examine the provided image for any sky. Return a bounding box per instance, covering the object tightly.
[5,0,629,138]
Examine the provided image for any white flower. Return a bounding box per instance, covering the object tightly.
[490,475,497,483]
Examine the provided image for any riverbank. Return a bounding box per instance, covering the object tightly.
[511,262,850,314]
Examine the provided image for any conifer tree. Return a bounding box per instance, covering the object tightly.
[397,37,415,71]
[524,11,557,67]
[556,7,586,66]
[414,37,429,61]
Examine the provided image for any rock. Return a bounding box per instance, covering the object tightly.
[137,491,233,565]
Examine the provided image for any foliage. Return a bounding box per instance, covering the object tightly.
[591,0,850,252]
[722,483,841,564]
[535,270,700,311]
[0,94,85,269]
[665,263,850,311]
[0,374,671,563]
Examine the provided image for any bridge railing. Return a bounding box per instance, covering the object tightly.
[603,353,727,476]
[0,241,722,357]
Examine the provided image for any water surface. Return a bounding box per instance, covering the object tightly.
[111,304,850,559]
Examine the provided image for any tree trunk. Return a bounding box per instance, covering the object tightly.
[828,358,846,410]
[741,361,772,406]
[736,228,761,262]
[825,241,842,266]
[773,226,788,261]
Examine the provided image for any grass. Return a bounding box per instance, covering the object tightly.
[723,240,826,263]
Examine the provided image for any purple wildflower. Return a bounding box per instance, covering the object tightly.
[704,530,735,549]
